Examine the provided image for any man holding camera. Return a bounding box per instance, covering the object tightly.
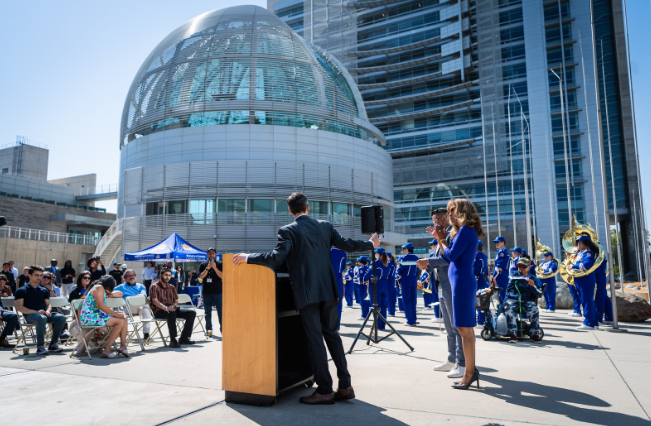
[199,248,223,334]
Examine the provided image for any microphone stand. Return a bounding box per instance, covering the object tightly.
[348,248,414,353]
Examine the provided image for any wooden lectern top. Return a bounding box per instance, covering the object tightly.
[222,254,277,397]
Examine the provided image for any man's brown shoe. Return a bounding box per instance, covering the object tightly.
[0,339,11,349]
[334,386,355,401]
[299,390,335,405]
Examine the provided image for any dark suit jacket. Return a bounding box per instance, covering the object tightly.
[247,215,373,310]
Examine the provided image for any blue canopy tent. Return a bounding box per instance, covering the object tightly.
[124,233,208,263]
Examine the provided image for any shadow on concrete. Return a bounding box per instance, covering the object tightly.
[535,339,608,351]
[228,385,409,425]
[481,375,650,426]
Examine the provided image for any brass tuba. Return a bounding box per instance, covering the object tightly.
[559,215,606,285]
[534,238,560,279]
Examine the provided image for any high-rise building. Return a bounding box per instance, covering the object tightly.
[269,0,646,279]
[113,5,404,266]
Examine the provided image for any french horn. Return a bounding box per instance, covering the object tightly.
[534,238,560,279]
[559,215,606,285]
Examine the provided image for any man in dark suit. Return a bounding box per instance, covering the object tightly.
[233,193,380,405]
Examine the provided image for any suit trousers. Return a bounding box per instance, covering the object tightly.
[439,288,465,367]
[299,300,351,395]
[336,281,344,331]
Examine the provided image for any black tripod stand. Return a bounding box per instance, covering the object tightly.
[348,249,414,353]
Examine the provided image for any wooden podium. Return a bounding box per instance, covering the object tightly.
[222,254,314,405]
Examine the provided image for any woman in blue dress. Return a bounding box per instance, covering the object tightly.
[435,198,484,390]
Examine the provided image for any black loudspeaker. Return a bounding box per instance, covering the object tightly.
[361,206,384,234]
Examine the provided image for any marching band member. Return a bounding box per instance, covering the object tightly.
[571,234,599,330]
[539,252,558,312]
[428,239,442,322]
[509,247,524,275]
[523,250,537,277]
[387,252,397,317]
[419,270,431,308]
[330,247,347,329]
[492,236,510,302]
[344,262,355,307]
[353,257,363,306]
[474,241,488,325]
[364,248,391,330]
[397,243,420,326]
[357,257,371,320]
[594,253,614,326]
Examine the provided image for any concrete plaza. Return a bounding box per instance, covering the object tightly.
[1,303,650,426]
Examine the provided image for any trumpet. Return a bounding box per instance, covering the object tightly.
[534,238,560,279]
[364,281,370,301]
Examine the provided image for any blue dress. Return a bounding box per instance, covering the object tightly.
[444,226,479,327]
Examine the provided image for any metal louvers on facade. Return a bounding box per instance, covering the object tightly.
[123,160,384,206]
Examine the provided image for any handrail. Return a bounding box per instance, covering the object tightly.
[94,220,122,256]
[0,226,97,246]
[74,184,118,197]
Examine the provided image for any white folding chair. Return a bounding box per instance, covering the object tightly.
[104,297,145,352]
[1,297,21,343]
[45,297,73,345]
[69,299,110,360]
[125,295,164,348]
[11,296,43,353]
[177,293,207,337]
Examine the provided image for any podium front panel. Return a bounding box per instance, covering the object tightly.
[222,254,277,397]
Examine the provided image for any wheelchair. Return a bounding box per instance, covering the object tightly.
[478,283,546,342]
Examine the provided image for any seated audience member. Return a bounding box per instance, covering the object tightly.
[115,269,152,340]
[40,272,71,339]
[150,268,196,348]
[80,275,129,359]
[2,263,16,294]
[0,275,12,297]
[69,272,92,302]
[87,257,106,282]
[69,272,101,356]
[14,266,67,355]
[504,257,543,343]
[17,267,29,289]
[0,293,18,348]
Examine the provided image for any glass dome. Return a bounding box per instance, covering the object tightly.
[120,5,379,146]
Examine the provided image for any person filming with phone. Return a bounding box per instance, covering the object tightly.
[199,248,223,334]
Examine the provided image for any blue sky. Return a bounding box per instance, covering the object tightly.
[1,0,650,225]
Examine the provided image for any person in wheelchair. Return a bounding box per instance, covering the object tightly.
[504,257,543,343]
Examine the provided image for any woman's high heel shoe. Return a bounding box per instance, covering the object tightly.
[451,368,480,390]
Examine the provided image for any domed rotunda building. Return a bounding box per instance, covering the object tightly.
[112,5,401,261]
